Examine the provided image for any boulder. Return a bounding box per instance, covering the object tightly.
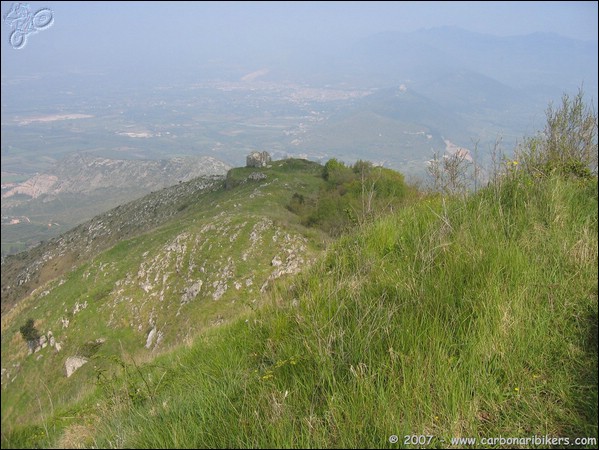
[145,327,157,349]
[65,356,88,377]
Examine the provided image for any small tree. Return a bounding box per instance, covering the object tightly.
[427,150,473,196]
[517,89,598,178]
[19,318,40,351]
[323,158,353,186]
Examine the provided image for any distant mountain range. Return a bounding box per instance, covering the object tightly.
[285,28,596,169]
[2,154,229,200]
[236,27,597,99]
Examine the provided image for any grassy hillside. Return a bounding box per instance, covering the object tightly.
[1,160,331,436]
[85,174,596,449]
[1,157,416,447]
[3,168,595,448]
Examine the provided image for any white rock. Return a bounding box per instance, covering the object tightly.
[145,327,157,349]
[181,281,202,304]
[271,256,283,267]
[65,356,88,377]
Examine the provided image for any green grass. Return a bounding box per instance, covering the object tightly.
[82,174,597,448]
[2,159,597,448]
[0,159,332,444]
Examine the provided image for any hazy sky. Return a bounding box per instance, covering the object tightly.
[2,1,597,44]
[1,1,597,69]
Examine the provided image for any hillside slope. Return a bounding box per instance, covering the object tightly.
[1,174,224,312]
[1,155,231,255]
[1,159,336,434]
[88,175,597,449]
[2,169,596,448]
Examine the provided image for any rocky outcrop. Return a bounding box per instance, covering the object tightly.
[145,328,157,349]
[181,281,202,304]
[2,175,224,313]
[65,356,88,378]
[247,172,267,181]
[246,151,271,168]
[145,327,164,350]
[28,330,61,354]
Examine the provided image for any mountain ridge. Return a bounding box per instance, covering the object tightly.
[2,159,596,448]
[2,154,229,200]
[1,159,332,431]
[1,155,231,256]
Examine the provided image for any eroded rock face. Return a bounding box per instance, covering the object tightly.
[246,151,271,168]
[65,356,88,378]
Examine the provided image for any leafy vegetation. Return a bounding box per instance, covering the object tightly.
[288,159,416,235]
[516,89,597,179]
[18,318,39,343]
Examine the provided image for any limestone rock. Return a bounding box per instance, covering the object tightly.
[65,356,89,378]
[181,281,202,304]
[145,327,157,349]
[247,172,267,181]
[48,331,56,348]
[271,256,283,267]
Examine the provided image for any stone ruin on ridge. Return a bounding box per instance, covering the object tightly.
[246,151,271,168]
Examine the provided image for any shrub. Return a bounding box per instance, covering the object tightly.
[517,89,598,178]
[323,158,353,186]
[19,318,40,343]
[291,159,411,235]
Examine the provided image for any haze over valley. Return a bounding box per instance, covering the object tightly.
[2,3,597,254]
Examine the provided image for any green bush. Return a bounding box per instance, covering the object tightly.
[322,158,353,186]
[290,159,412,236]
[19,318,40,343]
[517,89,597,178]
